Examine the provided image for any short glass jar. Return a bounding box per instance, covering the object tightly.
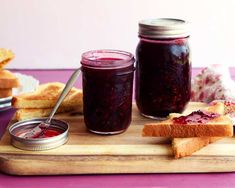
[81,50,135,135]
[135,18,191,119]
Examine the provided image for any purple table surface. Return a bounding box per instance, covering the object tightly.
[0,68,235,188]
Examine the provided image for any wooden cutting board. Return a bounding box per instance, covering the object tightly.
[0,102,235,175]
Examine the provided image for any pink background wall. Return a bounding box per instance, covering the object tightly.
[0,0,235,69]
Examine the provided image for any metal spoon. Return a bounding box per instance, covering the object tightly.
[23,67,81,139]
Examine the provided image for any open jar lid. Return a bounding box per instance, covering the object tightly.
[139,18,190,39]
[8,118,69,151]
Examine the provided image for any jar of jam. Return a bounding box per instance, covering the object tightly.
[81,50,135,135]
[135,18,191,119]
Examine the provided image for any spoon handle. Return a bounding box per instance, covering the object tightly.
[46,67,81,123]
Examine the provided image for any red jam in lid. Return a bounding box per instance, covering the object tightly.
[172,110,220,124]
[33,128,62,138]
[16,126,63,139]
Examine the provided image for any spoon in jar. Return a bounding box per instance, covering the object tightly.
[23,67,81,139]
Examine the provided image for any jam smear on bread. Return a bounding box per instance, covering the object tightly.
[172,110,220,124]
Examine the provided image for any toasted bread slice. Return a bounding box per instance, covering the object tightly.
[143,102,233,138]
[0,88,12,98]
[172,137,221,159]
[143,115,233,137]
[171,102,224,158]
[0,48,14,69]
[15,106,82,121]
[12,82,83,109]
[0,70,20,88]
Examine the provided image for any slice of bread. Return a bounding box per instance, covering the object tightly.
[12,82,83,109]
[0,48,14,69]
[171,102,225,158]
[142,102,233,138]
[15,106,82,121]
[143,116,233,137]
[172,137,221,159]
[0,88,12,98]
[0,70,20,88]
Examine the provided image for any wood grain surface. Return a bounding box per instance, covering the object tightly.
[0,102,235,175]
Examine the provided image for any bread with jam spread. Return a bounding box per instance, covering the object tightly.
[12,82,83,109]
[142,102,233,138]
[143,115,233,137]
[171,102,224,158]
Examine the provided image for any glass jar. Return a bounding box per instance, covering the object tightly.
[135,18,191,119]
[81,50,135,135]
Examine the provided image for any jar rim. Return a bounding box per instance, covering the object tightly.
[81,49,135,69]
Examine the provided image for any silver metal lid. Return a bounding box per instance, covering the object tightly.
[138,18,190,39]
[8,118,69,151]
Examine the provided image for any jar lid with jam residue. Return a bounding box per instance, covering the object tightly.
[8,118,69,151]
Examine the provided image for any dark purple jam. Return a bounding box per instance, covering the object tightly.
[172,110,220,124]
[81,52,134,134]
[135,37,191,118]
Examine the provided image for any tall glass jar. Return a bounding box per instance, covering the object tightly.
[135,18,191,119]
[81,50,135,135]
